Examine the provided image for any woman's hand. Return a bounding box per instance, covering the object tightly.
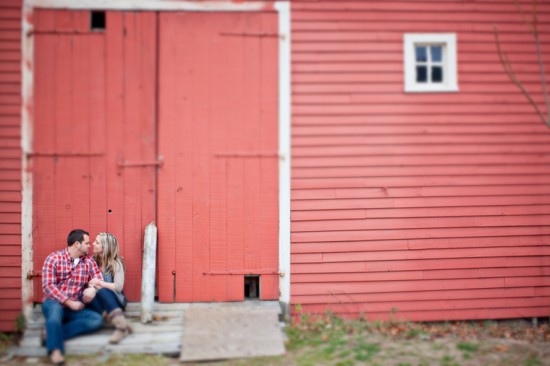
[89,278,101,287]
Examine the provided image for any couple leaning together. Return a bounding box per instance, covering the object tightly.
[42,229,131,365]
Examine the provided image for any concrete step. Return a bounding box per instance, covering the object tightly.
[15,300,283,358]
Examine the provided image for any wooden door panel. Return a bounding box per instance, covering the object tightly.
[110,11,157,300]
[32,10,156,302]
[157,12,279,302]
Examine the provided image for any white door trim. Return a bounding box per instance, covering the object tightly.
[275,1,291,315]
[21,0,292,317]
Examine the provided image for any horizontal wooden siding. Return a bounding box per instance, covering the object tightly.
[0,0,22,332]
[291,0,550,321]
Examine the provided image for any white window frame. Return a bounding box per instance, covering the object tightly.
[404,33,458,93]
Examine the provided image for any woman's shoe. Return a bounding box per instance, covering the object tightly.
[109,328,128,344]
[108,309,132,344]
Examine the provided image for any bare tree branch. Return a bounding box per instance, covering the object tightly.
[513,0,534,34]
[524,0,550,123]
[493,25,547,126]
[531,0,538,35]
[494,0,549,127]
[528,0,550,123]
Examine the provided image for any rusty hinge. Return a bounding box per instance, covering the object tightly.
[27,152,104,158]
[118,156,164,168]
[27,30,99,37]
[220,31,283,40]
[26,270,42,280]
[28,30,96,36]
[203,269,281,276]
[214,152,281,159]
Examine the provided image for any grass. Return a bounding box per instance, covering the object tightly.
[524,357,543,366]
[0,333,13,353]
[64,354,172,366]
[457,341,479,360]
[278,313,550,366]
[2,313,550,366]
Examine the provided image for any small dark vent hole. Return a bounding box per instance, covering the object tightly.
[91,11,106,31]
[244,275,260,299]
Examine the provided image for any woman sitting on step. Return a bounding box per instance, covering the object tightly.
[87,232,132,344]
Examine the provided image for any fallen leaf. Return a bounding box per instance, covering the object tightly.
[494,344,509,352]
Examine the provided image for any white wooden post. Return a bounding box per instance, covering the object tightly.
[141,222,157,323]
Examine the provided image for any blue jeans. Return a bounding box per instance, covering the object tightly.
[41,298,104,354]
[86,288,125,315]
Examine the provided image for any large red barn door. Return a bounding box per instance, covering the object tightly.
[157,12,279,302]
[31,10,156,302]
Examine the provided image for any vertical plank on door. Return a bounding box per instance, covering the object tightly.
[242,14,262,276]
[208,14,231,301]
[137,11,157,300]
[226,144,245,300]
[71,23,91,230]
[121,12,140,298]
[32,11,56,301]
[52,27,74,245]
[258,13,279,299]
[105,12,125,249]
[173,15,195,302]
[190,14,211,302]
[138,12,157,259]
[215,15,245,301]
[157,13,176,302]
[120,12,157,301]
[88,32,107,236]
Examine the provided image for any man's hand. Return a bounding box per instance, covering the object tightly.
[82,287,97,304]
[64,299,85,311]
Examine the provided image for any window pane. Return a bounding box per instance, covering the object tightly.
[432,66,443,82]
[416,66,428,82]
[415,46,427,62]
[431,46,442,62]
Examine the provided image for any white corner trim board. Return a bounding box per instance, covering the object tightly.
[21,2,35,323]
[275,1,291,310]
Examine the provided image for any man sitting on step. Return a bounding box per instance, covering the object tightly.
[41,229,104,365]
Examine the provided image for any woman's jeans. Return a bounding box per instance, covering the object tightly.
[41,298,104,354]
[86,288,125,315]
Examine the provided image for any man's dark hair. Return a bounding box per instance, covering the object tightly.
[67,229,89,246]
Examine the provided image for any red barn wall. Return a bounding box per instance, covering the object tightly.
[0,0,22,332]
[290,0,550,321]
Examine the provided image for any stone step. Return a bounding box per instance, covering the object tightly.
[15,300,283,358]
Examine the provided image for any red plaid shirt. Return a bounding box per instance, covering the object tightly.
[42,248,103,304]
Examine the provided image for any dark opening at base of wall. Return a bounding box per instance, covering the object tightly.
[244,275,260,299]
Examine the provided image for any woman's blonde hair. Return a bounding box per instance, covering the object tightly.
[93,232,124,275]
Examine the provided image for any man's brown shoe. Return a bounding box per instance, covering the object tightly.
[50,349,65,365]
